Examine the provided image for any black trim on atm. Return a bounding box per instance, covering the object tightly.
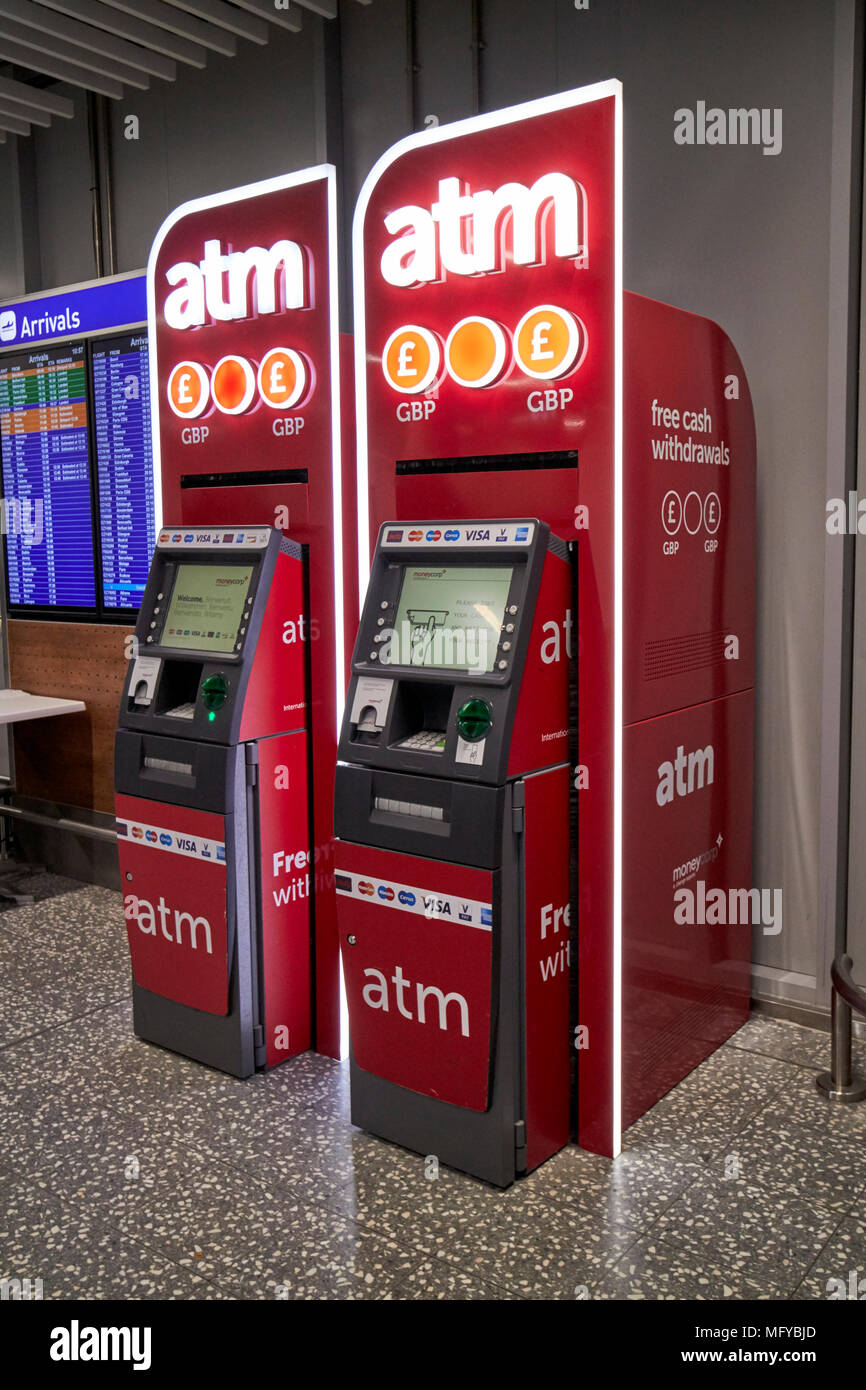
[181,469,309,489]
[334,766,505,868]
[345,786,524,1188]
[396,450,577,476]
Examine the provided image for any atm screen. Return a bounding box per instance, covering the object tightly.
[387,564,513,671]
[162,563,253,652]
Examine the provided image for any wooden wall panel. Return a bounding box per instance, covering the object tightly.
[8,621,131,814]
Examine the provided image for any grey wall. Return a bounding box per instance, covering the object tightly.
[1,0,855,1009]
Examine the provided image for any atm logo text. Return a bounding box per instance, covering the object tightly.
[361,965,470,1036]
[124,893,214,954]
[163,239,309,330]
[380,173,588,287]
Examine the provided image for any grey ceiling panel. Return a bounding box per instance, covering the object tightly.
[0,106,31,133]
[33,0,208,68]
[98,0,238,57]
[0,72,74,114]
[0,0,177,77]
[0,36,124,93]
[0,93,51,123]
[162,0,268,44]
[0,15,152,85]
[228,0,302,34]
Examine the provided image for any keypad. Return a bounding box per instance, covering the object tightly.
[397,730,447,753]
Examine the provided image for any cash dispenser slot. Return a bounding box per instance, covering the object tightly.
[386,680,452,753]
[155,660,204,720]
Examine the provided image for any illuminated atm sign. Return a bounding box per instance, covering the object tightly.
[356,88,619,425]
[148,165,337,474]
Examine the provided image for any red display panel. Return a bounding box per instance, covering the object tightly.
[149,167,349,1058]
[623,293,756,723]
[257,730,312,1065]
[523,764,571,1169]
[117,794,229,1015]
[621,690,753,1129]
[336,842,495,1111]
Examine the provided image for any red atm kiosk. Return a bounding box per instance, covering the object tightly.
[117,524,309,1075]
[141,165,352,1063]
[349,81,756,1167]
[335,519,571,1187]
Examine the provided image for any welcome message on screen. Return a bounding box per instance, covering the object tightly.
[164,563,253,653]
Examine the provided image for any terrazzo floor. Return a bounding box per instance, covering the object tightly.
[1,878,865,1300]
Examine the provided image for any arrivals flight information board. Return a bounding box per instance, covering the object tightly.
[0,342,97,609]
[91,332,155,610]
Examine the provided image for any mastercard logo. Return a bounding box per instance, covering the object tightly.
[513,305,586,380]
[381,325,441,394]
[408,529,423,541]
[358,881,375,897]
[257,347,308,410]
[444,316,508,389]
[167,361,210,419]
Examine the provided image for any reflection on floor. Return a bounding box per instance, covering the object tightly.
[1,879,865,1300]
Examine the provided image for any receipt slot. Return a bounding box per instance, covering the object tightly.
[335,520,572,1187]
[115,525,311,1077]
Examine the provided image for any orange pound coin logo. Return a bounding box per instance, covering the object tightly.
[444,316,508,389]
[382,325,441,394]
[167,360,210,419]
[513,305,586,380]
[257,347,307,410]
[211,354,256,415]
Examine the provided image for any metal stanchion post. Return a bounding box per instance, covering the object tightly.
[817,955,866,1103]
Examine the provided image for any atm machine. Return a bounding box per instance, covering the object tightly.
[334,519,572,1187]
[115,524,311,1077]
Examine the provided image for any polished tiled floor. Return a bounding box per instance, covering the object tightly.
[1,878,865,1299]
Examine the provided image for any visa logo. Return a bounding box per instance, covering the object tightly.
[398,889,416,906]
[175,837,198,852]
[458,902,472,922]
[495,529,508,542]
[466,529,490,541]
[423,896,452,917]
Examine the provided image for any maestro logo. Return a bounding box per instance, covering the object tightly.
[0,310,16,343]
